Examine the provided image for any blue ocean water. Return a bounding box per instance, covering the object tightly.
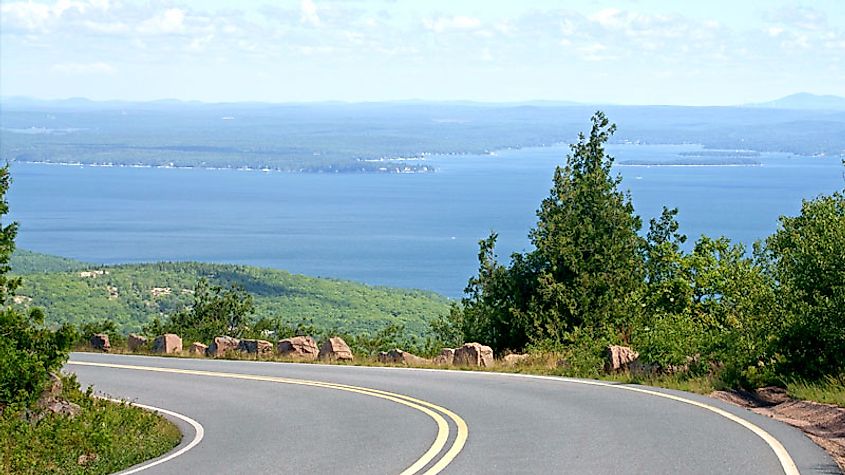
[8,144,843,297]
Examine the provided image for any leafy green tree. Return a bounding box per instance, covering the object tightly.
[0,166,75,409]
[151,278,255,343]
[764,191,845,378]
[454,233,532,352]
[641,207,689,316]
[635,208,776,374]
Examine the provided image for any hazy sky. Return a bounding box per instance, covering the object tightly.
[1,0,844,105]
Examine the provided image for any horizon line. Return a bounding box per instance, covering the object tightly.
[1,91,843,109]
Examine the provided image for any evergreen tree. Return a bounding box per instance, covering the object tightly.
[524,111,644,344]
[454,112,645,353]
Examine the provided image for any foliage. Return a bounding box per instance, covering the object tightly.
[10,249,90,275]
[345,322,425,356]
[14,256,451,340]
[445,112,845,393]
[451,112,644,354]
[148,278,255,343]
[0,307,75,408]
[0,375,181,474]
[0,165,75,409]
[0,167,21,305]
[75,319,125,349]
[640,207,689,317]
[0,166,179,475]
[526,111,643,343]
[763,191,845,379]
[785,375,845,407]
[428,305,465,349]
[452,233,532,353]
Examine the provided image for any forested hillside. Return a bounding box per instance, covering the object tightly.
[11,253,450,336]
[10,249,90,274]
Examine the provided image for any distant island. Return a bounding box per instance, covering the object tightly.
[618,158,761,167]
[2,97,844,173]
[677,150,761,158]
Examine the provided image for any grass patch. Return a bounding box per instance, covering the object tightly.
[786,375,845,407]
[0,375,181,475]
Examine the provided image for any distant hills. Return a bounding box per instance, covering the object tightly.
[746,93,845,110]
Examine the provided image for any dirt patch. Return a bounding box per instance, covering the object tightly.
[710,387,845,473]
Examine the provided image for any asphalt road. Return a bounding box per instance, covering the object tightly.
[66,352,839,475]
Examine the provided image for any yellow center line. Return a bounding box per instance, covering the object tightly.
[67,360,467,475]
[306,380,469,475]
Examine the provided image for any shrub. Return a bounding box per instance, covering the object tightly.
[764,191,845,379]
[0,307,75,408]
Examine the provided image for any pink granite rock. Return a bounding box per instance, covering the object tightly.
[453,342,494,367]
[277,336,319,360]
[318,337,354,362]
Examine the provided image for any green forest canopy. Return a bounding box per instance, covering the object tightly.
[11,252,451,338]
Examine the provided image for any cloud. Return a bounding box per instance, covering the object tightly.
[589,8,623,28]
[137,8,186,34]
[577,42,616,62]
[423,16,481,33]
[4,0,844,101]
[300,0,320,27]
[0,0,110,33]
[52,61,115,75]
[767,27,784,37]
[81,20,127,33]
[767,6,827,31]
[0,1,52,32]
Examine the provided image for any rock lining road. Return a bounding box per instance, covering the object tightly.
[67,353,839,474]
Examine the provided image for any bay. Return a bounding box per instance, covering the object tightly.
[8,144,843,297]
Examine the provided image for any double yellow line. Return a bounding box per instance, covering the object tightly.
[68,360,468,475]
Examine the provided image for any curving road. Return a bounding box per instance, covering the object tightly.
[66,352,839,475]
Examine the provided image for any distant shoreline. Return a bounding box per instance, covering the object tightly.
[616,163,762,168]
[9,160,436,174]
[9,142,836,174]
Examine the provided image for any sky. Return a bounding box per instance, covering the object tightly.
[1,0,844,105]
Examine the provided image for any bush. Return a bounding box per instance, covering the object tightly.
[145,278,255,343]
[76,319,125,349]
[764,191,845,379]
[0,307,75,409]
[1,374,181,474]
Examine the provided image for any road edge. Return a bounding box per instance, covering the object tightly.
[94,396,205,475]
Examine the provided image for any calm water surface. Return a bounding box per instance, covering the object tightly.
[9,144,843,297]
